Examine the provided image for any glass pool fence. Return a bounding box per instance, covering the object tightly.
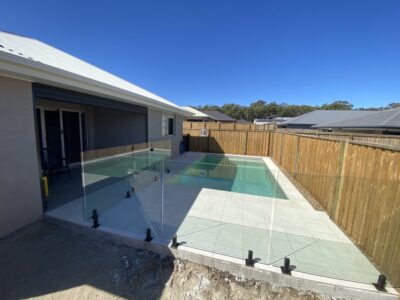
[80,141,393,287]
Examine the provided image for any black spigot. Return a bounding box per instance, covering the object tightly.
[245,250,255,267]
[373,274,387,291]
[171,234,179,248]
[91,209,100,228]
[281,257,292,275]
[144,228,153,242]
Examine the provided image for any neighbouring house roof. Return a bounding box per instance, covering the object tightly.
[203,111,235,122]
[181,106,210,118]
[312,108,400,129]
[0,30,187,115]
[283,110,373,126]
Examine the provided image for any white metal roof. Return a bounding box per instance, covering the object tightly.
[0,30,186,114]
[181,106,209,118]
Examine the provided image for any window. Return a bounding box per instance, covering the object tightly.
[168,117,174,135]
[162,115,174,136]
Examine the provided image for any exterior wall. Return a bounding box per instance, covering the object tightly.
[92,107,147,149]
[0,76,43,237]
[148,109,163,140]
[148,108,183,157]
[173,115,183,156]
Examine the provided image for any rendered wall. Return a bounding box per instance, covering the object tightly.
[0,76,43,237]
[92,107,147,149]
[148,108,183,157]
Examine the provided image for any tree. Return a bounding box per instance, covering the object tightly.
[194,105,221,112]
[220,103,246,120]
[191,99,380,121]
[387,103,400,109]
[321,100,353,110]
[247,100,268,120]
[278,104,315,117]
[265,102,280,117]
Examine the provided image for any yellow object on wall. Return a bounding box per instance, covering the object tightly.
[41,176,49,198]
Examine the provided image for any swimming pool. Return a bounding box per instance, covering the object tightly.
[82,151,287,220]
[83,150,170,178]
[168,154,287,199]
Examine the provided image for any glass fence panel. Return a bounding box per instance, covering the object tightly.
[162,154,292,262]
[81,139,171,240]
[272,238,381,284]
[163,159,230,254]
[264,172,394,285]
[243,168,276,264]
[150,139,172,158]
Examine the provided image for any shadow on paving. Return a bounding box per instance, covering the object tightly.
[0,221,174,300]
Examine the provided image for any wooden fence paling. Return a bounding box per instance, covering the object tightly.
[244,131,248,155]
[184,121,276,131]
[183,128,270,156]
[332,141,348,220]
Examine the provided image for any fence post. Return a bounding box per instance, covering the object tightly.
[233,122,236,131]
[218,122,221,130]
[332,141,349,221]
[269,131,275,158]
[279,133,284,165]
[207,130,211,152]
[245,131,248,155]
[266,131,271,157]
[293,135,301,178]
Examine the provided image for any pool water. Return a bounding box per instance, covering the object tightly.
[168,154,287,199]
[83,150,170,178]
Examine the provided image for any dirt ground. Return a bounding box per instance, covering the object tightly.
[0,221,334,300]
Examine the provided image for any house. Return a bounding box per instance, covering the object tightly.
[312,107,400,134]
[236,119,250,124]
[0,30,188,238]
[253,118,274,125]
[202,111,235,122]
[182,106,212,121]
[281,110,373,129]
[253,117,292,126]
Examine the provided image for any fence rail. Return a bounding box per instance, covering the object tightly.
[184,121,276,131]
[182,128,400,286]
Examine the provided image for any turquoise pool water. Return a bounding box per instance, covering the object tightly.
[168,154,288,199]
[84,151,287,199]
[83,150,170,178]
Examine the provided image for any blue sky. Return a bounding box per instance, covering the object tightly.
[0,0,399,108]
